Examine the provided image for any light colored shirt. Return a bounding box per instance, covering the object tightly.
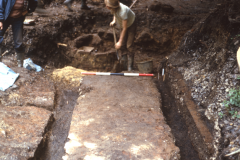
[114,3,135,28]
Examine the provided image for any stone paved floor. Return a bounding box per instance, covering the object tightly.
[63,75,180,160]
[0,106,52,159]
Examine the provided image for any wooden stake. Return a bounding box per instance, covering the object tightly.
[57,43,67,48]
[130,0,138,9]
[225,148,240,157]
[237,47,240,72]
[2,50,9,57]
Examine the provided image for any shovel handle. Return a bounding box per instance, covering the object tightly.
[112,27,117,44]
[112,27,119,60]
[130,0,138,9]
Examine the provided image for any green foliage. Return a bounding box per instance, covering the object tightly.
[231,34,240,39]
[221,88,240,119]
[223,88,240,108]
[228,110,240,119]
[218,112,224,119]
[229,110,235,115]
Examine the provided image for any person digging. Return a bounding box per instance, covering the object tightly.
[105,0,137,71]
[64,0,90,12]
[0,0,38,67]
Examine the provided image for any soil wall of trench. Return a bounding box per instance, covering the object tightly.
[167,1,240,159]
[3,0,200,70]
[3,0,239,159]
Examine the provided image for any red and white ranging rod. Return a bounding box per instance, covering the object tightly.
[81,72,154,77]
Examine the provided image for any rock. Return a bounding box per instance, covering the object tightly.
[149,1,162,12]
[233,67,239,74]
[24,92,55,111]
[228,15,240,24]
[71,47,118,72]
[135,28,155,44]
[0,106,52,160]
[67,49,78,58]
[162,4,174,13]
[7,84,19,90]
[226,126,233,131]
[74,34,93,48]
[97,28,105,38]
[149,2,174,13]
[91,34,102,46]
[73,34,102,48]
[2,76,55,111]
[103,28,114,41]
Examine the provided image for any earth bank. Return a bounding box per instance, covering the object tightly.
[1,0,240,160]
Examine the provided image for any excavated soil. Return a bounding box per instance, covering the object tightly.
[4,0,240,160]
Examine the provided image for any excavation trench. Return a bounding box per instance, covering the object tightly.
[1,3,214,159]
[40,74,203,160]
[34,59,206,160]
[30,26,205,160]
[155,79,200,160]
[29,89,79,160]
[45,89,79,160]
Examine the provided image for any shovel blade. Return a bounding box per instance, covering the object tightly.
[116,50,119,60]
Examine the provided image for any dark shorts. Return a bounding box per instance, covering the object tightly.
[121,19,137,55]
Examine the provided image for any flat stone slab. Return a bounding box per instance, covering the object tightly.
[1,75,55,111]
[63,75,180,160]
[0,106,52,159]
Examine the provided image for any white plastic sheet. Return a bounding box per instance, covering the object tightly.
[23,58,42,72]
[0,62,19,91]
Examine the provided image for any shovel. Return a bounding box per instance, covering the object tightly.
[112,27,119,60]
